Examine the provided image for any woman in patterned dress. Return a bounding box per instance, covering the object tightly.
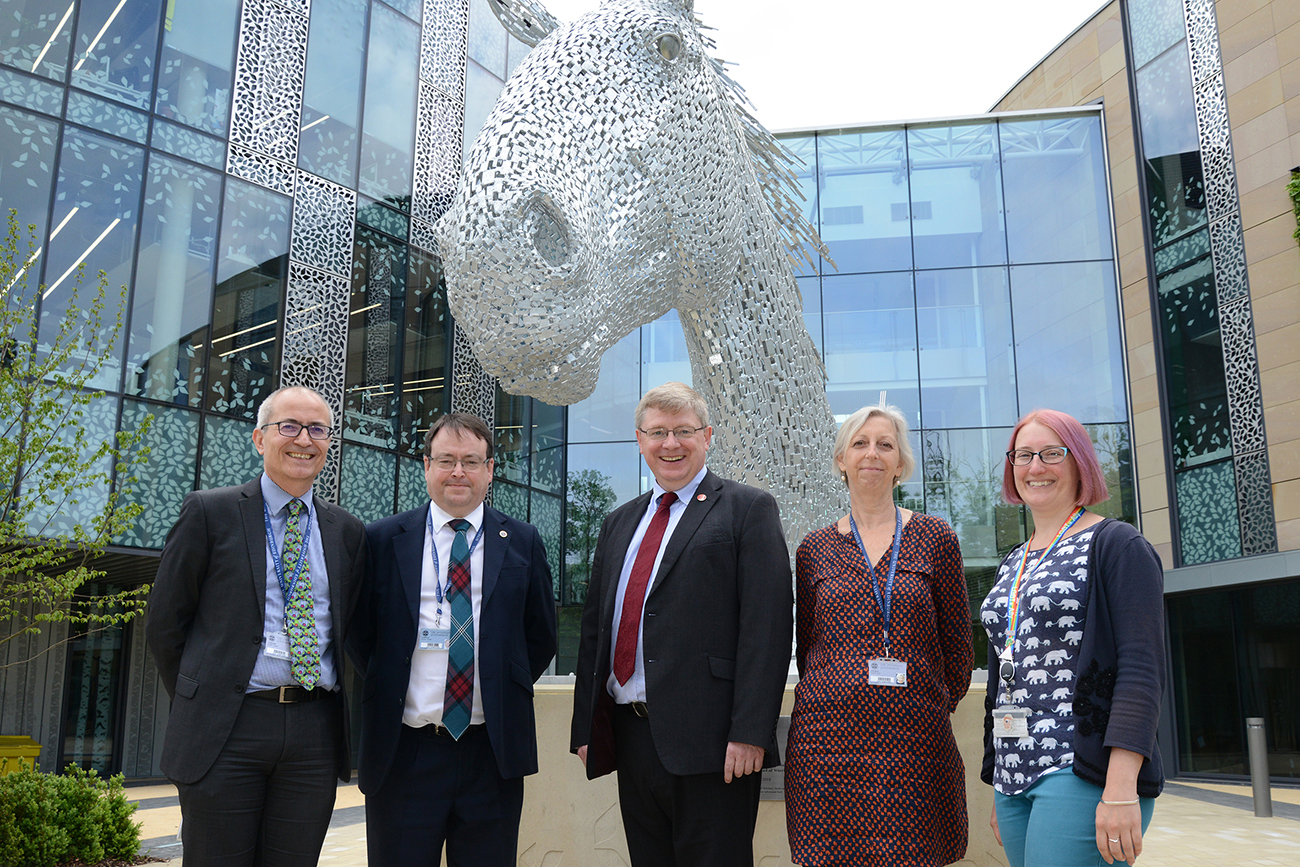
[785,404,972,866]
[980,409,1164,867]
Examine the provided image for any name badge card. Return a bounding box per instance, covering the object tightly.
[868,658,907,687]
[265,631,292,660]
[419,626,451,651]
[993,705,1030,739]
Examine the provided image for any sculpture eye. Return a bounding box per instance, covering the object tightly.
[654,32,681,61]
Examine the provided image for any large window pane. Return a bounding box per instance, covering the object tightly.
[154,0,237,135]
[208,179,288,419]
[495,385,528,486]
[126,153,221,405]
[568,329,640,444]
[908,123,1007,270]
[1137,43,1205,247]
[400,247,448,454]
[467,0,507,78]
[0,105,58,247]
[784,134,819,277]
[340,443,396,524]
[298,0,366,186]
[1,0,75,81]
[1001,116,1112,264]
[1009,261,1125,423]
[359,3,418,208]
[345,228,404,449]
[822,271,918,423]
[1129,0,1187,69]
[199,413,261,489]
[916,267,1016,428]
[41,127,144,391]
[462,60,503,158]
[531,489,561,596]
[1168,590,1244,775]
[641,309,689,392]
[798,275,822,357]
[1175,460,1241,565]
[115,401,198,548]
[70,0,164,110]
[816,129,912,274]
[531,399,564,494]
[1156,249,1230,469]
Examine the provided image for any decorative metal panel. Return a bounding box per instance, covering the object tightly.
[1208,212,1248,304]
[291,172,357,278]
[282,262,352,500]
[451,322,496,427]
[228,0,309,174]
[1193,73,1237,224]
[1183,0,1220,86]
[422,0,470,102]
[1218,299,1264,456]
[1235,451,1276,556]
[410,217,441,254]
[227,143,297,196]
[413,82,466,226]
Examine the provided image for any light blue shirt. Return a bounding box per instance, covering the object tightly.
[248,474,336,692]
[607,465,708,704]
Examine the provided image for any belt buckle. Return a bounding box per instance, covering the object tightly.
[277,686,296,704]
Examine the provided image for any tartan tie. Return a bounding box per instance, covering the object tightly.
[284,498,320,690]
[613,491,677,685]
[442,518,475,738]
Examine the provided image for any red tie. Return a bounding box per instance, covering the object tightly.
[613,491,678,685]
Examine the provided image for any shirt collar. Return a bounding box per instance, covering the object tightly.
[427,499,485,533]
[260,473,314,516]
[652,465,707,506]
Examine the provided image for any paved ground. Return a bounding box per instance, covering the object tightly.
[130,778,1300,866]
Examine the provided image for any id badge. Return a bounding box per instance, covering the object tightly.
[867,657,907,687]
[264,631,291,660]
[993,705,1030,739]
[419,627,451,651]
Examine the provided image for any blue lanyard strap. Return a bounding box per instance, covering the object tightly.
[426,507,486,611]
[262,500,312,606]
[849,505,903,656]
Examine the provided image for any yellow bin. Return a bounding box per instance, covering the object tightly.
[0,736,41,776]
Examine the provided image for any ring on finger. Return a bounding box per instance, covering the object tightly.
[1108,837,1120,844]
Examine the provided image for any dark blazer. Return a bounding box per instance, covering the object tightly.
[145,478,367,785]
[351,503,558,794]
[570,471,793,778]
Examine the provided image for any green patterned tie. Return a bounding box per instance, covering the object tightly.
[284,498,320,690]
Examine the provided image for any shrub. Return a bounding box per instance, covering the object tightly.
[0,765,141,867]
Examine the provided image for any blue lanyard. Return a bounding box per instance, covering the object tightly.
[263,500,312,606]
[426,508,485,615]
[849,506,903,656]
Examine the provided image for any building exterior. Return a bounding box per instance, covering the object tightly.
[0,0,1295,790]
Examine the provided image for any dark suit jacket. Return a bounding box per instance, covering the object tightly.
[350,503,558,794]
[145,478,367,785]
[570,471,793,778]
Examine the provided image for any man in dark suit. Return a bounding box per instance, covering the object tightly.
[570,381,793,867]
[351,412,557,866]
[146,385,366,867]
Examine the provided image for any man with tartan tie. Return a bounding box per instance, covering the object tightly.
[351,412,557,866]
[147,386,367,866]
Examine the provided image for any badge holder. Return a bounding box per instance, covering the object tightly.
[868,655,907,687]
[993,653,1030,739]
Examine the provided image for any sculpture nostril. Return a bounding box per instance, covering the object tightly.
[524,198,570,267]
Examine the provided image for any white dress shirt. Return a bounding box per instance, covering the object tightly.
[403,500,486,727]
[607,465,708,704]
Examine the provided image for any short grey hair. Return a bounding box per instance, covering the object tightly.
[256,386,334,430]
[635,381,710,430]
[833,404,915,487]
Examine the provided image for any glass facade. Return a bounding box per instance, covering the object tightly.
[556,111,1134,674]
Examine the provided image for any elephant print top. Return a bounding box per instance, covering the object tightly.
[980,526,1095,795]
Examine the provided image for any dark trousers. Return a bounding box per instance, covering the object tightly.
[174,693,340,867]
[366,723,525,867]
[612,704,762,867]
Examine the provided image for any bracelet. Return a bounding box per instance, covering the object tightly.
[1100,798,1140,806]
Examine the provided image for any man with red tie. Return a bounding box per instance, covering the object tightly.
[571,381,793,867]
[351,413,557,866]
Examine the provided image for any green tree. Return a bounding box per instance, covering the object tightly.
[564,469,616,605]
[0,211,151,664]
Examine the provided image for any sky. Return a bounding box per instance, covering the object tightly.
[539,0,1110,131]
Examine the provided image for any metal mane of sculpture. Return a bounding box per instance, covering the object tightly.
[436,0,845,540]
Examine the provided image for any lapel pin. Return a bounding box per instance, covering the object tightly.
[499,530,508,537]
[697,493,707,501]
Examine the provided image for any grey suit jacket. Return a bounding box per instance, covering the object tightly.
[145,477,367,785]
[570,471,793,778]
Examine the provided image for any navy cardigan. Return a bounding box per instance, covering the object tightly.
[982,518,1166,798]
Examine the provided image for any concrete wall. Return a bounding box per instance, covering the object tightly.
[516,679,1005,867]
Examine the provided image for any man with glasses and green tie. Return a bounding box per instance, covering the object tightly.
[349,412,557,866]
[146,385,367,866]
[570,381,793,867]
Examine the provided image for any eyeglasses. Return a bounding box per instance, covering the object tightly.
[638,426,705,442]
[1006,447,1070,466]
[262,421,332,440]
[427,456,489,472]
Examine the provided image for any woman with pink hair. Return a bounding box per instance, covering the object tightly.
[979,409,1165,867]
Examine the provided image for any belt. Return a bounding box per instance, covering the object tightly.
[416,723,487,738]
[247,686,330,704]
[616,700,650,718]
